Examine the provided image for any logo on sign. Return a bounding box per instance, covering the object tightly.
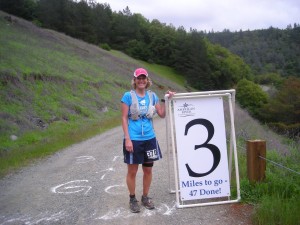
[177,102,195,117]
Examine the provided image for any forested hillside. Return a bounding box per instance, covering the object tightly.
[206,26,300,77]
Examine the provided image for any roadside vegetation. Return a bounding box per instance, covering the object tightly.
[236,139,300,225]
[0,6,299,225]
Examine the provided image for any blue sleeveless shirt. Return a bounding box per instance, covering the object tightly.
[121,90,159,141]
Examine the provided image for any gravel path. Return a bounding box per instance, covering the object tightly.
[0,117,253,225]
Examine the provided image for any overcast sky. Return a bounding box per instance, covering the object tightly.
[97,0,300,32]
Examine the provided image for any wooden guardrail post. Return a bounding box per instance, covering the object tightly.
[247,140,266,183]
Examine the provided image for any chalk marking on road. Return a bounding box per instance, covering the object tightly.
[0,211,66,225]
[51,180,91,195]
[104,184,125,195]
[162,202,177,215]
[31,211,66,224]
[95,208,135,220]
[99,168,114,173]
[95,202,176,220]
[75,156,95,163]
[141,209,155,217]
[96,209,121,220]
[0,215,30,225]
[113,156,121,161]
[98,167,115,180]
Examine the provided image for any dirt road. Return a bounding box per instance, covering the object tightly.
[0,118,252,225]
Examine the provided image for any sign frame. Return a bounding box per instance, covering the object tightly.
[164,90,241,208]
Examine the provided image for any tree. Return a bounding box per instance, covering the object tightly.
[36,0,74,32]
[73,0,96,43]
[172,31,212,90]
[125,39,150,61]
[148,20,177,65]
[258,77,300,137]
[236,79,269,116]
[205,41,253,89]
[0,0,37,20]
[91,3,112,44]
[110,7,145,50]
[261,77,300,124]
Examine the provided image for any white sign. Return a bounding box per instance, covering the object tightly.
[173,96,230,201]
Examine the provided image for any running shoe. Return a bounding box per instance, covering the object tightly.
[129,197,140,213]
[141,196,155,209]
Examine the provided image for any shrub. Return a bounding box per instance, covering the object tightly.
[236,79,269,116]
[100,43,111,51]
[268,122,300,138]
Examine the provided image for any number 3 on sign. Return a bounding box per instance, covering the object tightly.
[184,119,221,177]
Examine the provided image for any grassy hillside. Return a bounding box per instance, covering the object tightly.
[0,11,187,174]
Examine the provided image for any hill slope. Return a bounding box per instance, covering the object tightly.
[0,11,187,152]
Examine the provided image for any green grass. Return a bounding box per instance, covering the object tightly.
[239,144,300,225]
[138,60,186,86]
[253,195,300,225]
[0,19,107,81]
[0,112,121,177]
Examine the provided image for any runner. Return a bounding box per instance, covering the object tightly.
[121,67,175,213]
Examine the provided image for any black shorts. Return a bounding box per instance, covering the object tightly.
[123,137,162,164]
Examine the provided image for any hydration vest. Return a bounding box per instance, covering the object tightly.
[129,90,156,120]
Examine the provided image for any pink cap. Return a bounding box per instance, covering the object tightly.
[133,68,148,77]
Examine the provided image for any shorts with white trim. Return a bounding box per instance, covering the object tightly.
[123,137,162,164]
